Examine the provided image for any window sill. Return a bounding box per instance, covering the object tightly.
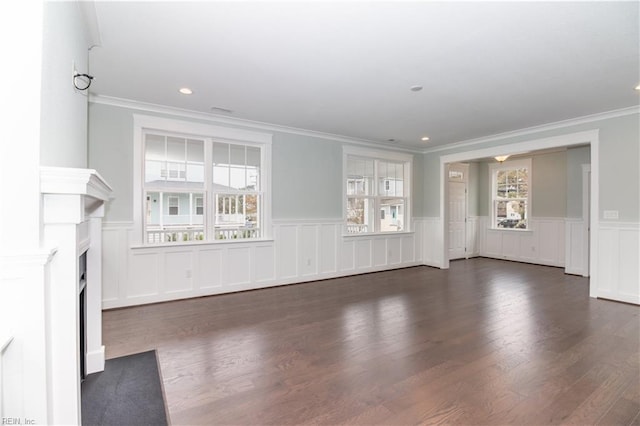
[487,228,533,233]
[342,231,414,238]
[131,238,274,249]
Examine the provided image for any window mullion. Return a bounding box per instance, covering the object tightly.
[204,138,213,241]
[374,196,381,233]
[373,160,379,233]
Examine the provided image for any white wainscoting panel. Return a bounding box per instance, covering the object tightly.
[518,231,537,262]
[565,218,588,276]
[197,248,222,289]
[340,239,355,272]
[227,246,251,286]
[401,235,415,263]
[413,219,424,262]
[373,239,386,267]
[478,217,566,267]
[299,225,318,277]
[388,237,401,265]
[275,225,298,280]
[597,222,639,305]
[101,218,426,309]
[319,224,337,274]
[164,250,193,294]
[129,252,159,297]
[254,245,275,283]
[355,239,372,269]
[421,217,443,268]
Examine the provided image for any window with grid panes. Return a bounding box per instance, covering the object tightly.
[489,158,531,230]
[344,149,412,234]
[142,131,265,244]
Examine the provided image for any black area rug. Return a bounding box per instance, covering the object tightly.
[81,350,168,426]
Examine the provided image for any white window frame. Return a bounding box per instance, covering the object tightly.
[194,196,204,215]
[489,158,532,230]
[167,195,179,216]
[133,115,272,246]
[342,146,413,235]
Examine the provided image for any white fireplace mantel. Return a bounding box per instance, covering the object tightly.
[41,166,112,200]
[40,166,112,425]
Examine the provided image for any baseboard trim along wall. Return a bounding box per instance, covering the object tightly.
[102,218,427,309]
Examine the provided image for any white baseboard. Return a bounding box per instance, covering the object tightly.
[86,346,105,374]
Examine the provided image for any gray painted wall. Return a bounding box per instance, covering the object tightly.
[40,1,91,168]
[531,151,567,217]
[88,103,134,220]
[271,133,342,219]
[423,113,640,222]
[422,153,440,218]
[472,151,568,218]
[597,115,638,221]
[88,103,425,222]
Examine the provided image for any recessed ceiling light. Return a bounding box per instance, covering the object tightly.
[635,84,640,91]
[179,87,193,95]
[410,85,423,92]
[421,136,430,141]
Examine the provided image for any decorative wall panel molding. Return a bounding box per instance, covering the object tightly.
[477,216,566,267]
[596,222,639,305]
[101,219,425,309]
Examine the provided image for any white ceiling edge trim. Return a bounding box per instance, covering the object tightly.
[423,105,640,155]
[89,94,422,155]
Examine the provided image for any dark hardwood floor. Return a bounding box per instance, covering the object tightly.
[103,258,640,425]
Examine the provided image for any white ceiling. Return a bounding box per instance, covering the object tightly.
[89,1,639,149]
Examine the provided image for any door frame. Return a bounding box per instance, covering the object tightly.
[581,163,591,277]
[439,129,599,298]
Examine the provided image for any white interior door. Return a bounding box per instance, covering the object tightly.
[448,163,468,260]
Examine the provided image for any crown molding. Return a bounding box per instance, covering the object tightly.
[89,94,423,154]
[422,105,640,154]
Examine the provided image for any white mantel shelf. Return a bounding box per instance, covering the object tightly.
[40,166,113,201]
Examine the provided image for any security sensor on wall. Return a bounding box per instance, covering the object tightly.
[72,60,93,91]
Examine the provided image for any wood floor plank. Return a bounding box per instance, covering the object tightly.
[102,258,640,425]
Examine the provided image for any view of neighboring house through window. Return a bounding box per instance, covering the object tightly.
[194,196,203,215]
[143,132,263,243]
[168,196,179,215]
[145,134,205,242]
[212,142,261,240]
[490,158,531,229]
[345,148,412,234]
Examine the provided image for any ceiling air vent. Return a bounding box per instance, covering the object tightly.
[210,106,233,114]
